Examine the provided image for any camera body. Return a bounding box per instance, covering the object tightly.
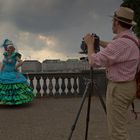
[80,33,100,54]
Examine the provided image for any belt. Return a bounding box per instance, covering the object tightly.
[109,80,135,84]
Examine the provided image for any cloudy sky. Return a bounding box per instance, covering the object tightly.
[0,0,122,62]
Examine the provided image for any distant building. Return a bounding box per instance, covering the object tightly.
[42,59,66,72]
[42,58,89,72]
[42,59,61,63]
[21,60,42,73]
[21,59,90,73]
[65,59,89,72]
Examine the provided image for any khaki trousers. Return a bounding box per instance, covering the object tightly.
[106,80,136,140]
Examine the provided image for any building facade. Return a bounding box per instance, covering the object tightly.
[21,59,89,73]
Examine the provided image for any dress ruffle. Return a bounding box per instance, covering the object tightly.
[0,83,35,105]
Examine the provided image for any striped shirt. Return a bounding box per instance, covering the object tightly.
[91,30,140,82]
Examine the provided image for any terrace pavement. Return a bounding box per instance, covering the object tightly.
[0,97,140,140]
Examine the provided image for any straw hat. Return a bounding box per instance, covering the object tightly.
[113,7,136,26]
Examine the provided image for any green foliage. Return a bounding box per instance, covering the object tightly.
[121,0,140,38]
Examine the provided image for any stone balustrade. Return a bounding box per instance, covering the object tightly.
[23,69,107,97]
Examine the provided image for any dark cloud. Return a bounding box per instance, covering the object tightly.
[0,0,122,60]
[1,0,122,33]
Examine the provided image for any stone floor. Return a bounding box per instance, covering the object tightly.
[0,96,140,140]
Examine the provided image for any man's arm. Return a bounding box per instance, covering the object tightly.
[99,40,110,48]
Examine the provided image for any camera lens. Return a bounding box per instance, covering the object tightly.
[80,41,87,54]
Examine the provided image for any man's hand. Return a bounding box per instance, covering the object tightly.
[83,34,95,65]
[83,33,95,47]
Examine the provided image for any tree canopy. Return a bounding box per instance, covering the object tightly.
[121,0,140,38]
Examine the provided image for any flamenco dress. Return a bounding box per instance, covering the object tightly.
[0,52,35,105]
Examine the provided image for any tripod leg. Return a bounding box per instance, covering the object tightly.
[94,83,106,114]
[84,82,92,140]
[84,67,107,140]
[84,67,93,140]
[68,82,90,140]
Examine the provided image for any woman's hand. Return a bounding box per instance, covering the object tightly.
[15,56,23,70]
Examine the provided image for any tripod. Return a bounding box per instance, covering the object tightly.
[68,67,106,140]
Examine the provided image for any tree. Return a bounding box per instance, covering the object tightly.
[121,0,140,38]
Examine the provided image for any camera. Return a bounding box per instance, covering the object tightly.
[80,33,100,54]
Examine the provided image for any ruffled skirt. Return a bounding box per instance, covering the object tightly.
[0,71,35,105]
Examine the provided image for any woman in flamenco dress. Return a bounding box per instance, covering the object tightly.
[0,39,35,105]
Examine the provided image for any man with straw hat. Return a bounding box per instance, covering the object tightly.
[83,7,140,140]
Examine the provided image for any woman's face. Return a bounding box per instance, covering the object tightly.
[7,45,15,54]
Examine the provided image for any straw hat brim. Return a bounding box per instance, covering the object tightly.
[110,15,137,26]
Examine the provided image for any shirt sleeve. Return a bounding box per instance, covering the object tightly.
[91,39,128,67]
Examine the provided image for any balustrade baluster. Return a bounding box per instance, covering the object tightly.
[36,75,41,97]
[73,77,78,95]
[42,76,47,97]
[48,77,53,96]
[54,77,60,96]
[67,78,72,96]
[61,78,66,96]
[28,75,34,90]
